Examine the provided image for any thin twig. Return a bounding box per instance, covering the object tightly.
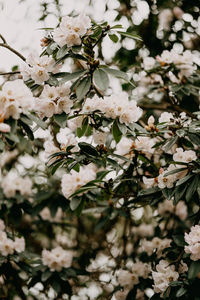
[0,43,26,61]
[0,34,6,44]
[0,71,20,76]
[140,103,195,118]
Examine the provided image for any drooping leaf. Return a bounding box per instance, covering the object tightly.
[93,68,109,91]
[76,76,91,100]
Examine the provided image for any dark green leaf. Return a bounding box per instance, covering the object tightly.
[117,31,142,41]
[102,67,128,81]
[93,69,109,91]
[78,142,98,156]
[54,113,68,128]
[70,198,81,210]
[188,261,200,280]
[186,175,199,201]
[112,119,122,143]
[76,76,91,100]
[176,287,187,298]
[56,45,69,59]
[108,34,119,43]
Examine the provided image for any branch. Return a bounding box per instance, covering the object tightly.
[140,103,195,118]
[0,34,6,44]
[0,71,20,76]
[0,37,26,62]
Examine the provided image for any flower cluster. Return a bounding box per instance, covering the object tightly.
[152,260,179,295]
[185,225,200,261]
[35,84,72,118]
[20,53,60,85]
[42,246,73,271]
[61,165,96,199]
[53,14,91,47]
[83,93,143,125]
[0,220,25,256]
[1,171,32,198]
[0,79,33,123]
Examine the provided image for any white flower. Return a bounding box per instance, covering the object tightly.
[158,112,174,123]
[139,237,171,257]
[2,171,32,198]
[157,165,178,189]
[152,260,179,295]
[93,131,107,145]
[61,165,96,199]
[30,66,50,85]
[53,14,91,47]
[56,128,79,151]
[35,84,72,118]
[14,237,25,253]
[115,137,133,156]
[0,80,34,120]
[135,136,155,154]
[20,53,60,84]
[175,201,187,220]
[143,176,157,189]
[173,147,197,163]
[83,93,142,125]
[42,246,73,271]
[117,269,139,288]
[0,123,10,133]
[143,57,156,70]
[0,236,15,256]
[185,225,200,261]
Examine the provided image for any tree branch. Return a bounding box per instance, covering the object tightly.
[0,71,20,76]
[0,34,6,44]
[0,41,26,62]
[139,103,195,118]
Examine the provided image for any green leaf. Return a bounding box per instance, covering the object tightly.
[57,70,87,84]
[112,119,122,143]
[5,133,19,143]
[128,122,147,134]
[28,114,47,130]
[111,24,123,29]
[164,136,178,152]
[172,235,186,247]
[108,34,119,43]
[76,117,88,138]
[138,186,160,196]
[41,270,52,282]
[176,174,194,186]
[117,31,142,41]
[176,129,185,137]
[53,113,68,128]
[188,133,200,146]
[188,261,200,280]
[46,76,59,86]
[18,120,34,140]
[76,76,91,100]
[185,175,199,201]
[70,198,82,211]
[176,287,187,298]
[164,167,187,177]
[102,67,128,81]
[56,45,69,59]
[0,138,5,151]
[93,69,109,91]
[78,142,98,156]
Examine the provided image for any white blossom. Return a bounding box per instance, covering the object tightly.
[185,225,200,261]
[152,260,179,295]
[61,165,96,199]
[42,246,73,271]
[53,14,91,47]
